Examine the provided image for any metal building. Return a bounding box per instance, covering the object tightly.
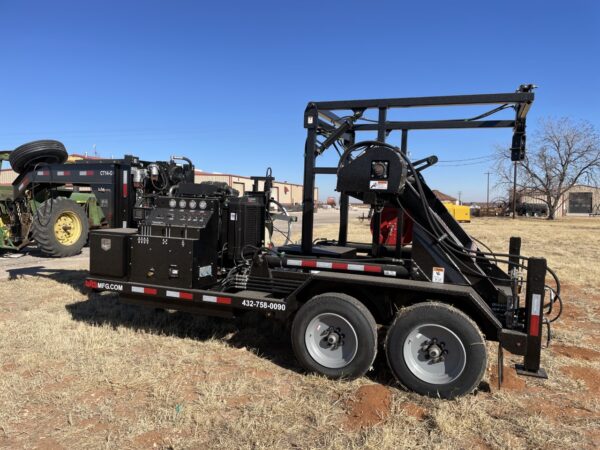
[194,171,317,207]
[517,185,600,217]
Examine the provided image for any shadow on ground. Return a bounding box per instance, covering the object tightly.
[6,265,89,292]
[5,266,491,391]
[7,265,307,375]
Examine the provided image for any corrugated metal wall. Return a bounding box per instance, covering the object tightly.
[517,186,600,217]
[194,172,316,206]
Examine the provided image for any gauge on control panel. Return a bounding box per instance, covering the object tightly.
[188,200,197,209]
[178,199,187,209]
[168,199,177,209]
[199,200,207,210]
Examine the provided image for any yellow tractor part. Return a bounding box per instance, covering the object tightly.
[442,201,471,223]
[53,211,83,245]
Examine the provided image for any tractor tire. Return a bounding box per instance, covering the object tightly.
[9,140,68,174]
[291,293,377,379]
[385,302,487,399]
[32,197,89,257]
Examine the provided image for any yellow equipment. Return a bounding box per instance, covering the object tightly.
[442,201,471,222]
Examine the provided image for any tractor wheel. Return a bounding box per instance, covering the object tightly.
[385,302,487,399]
[291,293,377,379]
[32,197,89,257]
[9,140,68,174]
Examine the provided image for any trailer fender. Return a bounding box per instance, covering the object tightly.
[288,272,502,340]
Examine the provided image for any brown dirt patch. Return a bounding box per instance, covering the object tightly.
[488,363,526,392]
[562,366,600,394]
[133,430,165,448]
[31,437,66,450]
[398,401,427,420]
[527,401,594,423]
[226,394,252,407]
[343,384,392,430]
[552,344,600,361]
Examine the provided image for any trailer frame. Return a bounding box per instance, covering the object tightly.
[86,84,559,397]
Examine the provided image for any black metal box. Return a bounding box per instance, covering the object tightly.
[89,228,137,278]
[129,236,197,288]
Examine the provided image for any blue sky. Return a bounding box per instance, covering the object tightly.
[1,1,598,201]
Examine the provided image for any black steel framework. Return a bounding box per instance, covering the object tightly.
[301,84,535,254]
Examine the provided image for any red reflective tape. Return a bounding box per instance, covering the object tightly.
[529,315,540,337]
[122,170,128,198]
[217,296,232,305]
[144,288,157,295]
[364,265,382,273]
[302,260,317,268]
[84,279,98,288]
[180,292,193,300]
[18,177,29,191]
[332,262,348,270]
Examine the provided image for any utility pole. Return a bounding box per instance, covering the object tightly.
[485,171,491,215]
[458,191,462,205]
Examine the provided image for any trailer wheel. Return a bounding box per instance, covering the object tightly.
[291,293,377,379]
[385,302,487,399]
[32,197,89,257]
[9,140,68,174]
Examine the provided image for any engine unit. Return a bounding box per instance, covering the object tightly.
[90,183,267,290]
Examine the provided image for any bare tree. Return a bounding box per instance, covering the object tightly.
[495,117,600,219]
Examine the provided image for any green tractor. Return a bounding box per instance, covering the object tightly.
[0,141,99,257]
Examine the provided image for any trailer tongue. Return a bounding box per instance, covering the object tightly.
[86,85,562,398]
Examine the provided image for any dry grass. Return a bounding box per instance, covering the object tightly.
[1,217,599,449]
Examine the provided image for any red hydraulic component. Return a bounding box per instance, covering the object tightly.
[370,206,413,245]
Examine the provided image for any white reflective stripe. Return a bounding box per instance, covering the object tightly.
[316,261,332,269]
[131,286,144,293]
[347,264,364,272]
[287,259,302,267]
[384,270,396,277]
[166,290,180,298]
[123,170,128,184]
[57,171,65,176]
[203,295,217,303]
[531,293,541,316]
[79,171,87,176]
[122,221,127,228]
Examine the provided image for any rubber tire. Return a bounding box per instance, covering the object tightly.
[32,197,89,257]
[9,140,68,174]
[385,302,487,399]
[291,293,377,379]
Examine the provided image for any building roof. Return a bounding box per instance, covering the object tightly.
[432,190,457,202]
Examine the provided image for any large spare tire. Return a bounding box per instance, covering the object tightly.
[9,140,68,174]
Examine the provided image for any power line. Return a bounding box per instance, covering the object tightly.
[437,155,495,163]
[436,159,495,167]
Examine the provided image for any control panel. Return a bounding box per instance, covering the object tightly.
[140,197,218,229]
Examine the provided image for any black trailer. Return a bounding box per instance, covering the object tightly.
[86,85,562,399]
